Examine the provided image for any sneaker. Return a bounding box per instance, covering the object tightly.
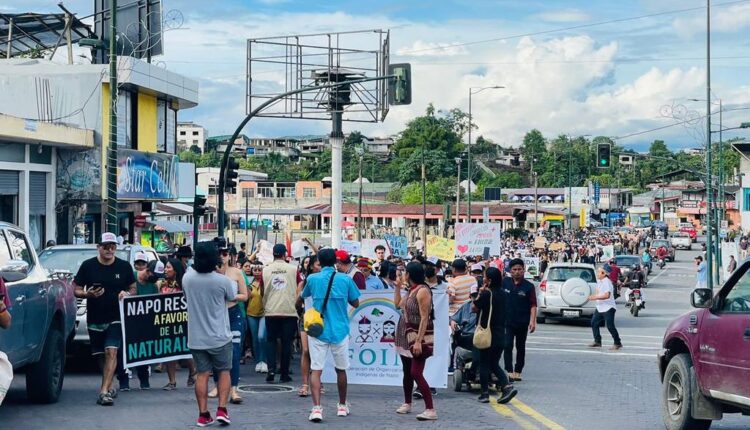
[260,362,268,374]
[497,386,518,405]
[96,392,114,406]
[478,393,490,403]
[309,406,323,423]
[255,362,262,373]
[416,409,438,421]
[163,382,177,391]
[119,384,130,392]
[280,376,293,384]
[196,413,214,427]
[588,342,602,348]
[396,403,412,414]
[216,407,230,425]
[514,373,523,382]
[265,373,276,384]
[230,387,243,404]
[610,344,623,351]
[208,386,218,398]
[337,403,350,417]
[140,381,151,390]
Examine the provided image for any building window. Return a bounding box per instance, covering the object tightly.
[258,187,274,198]
[192,131,199,136]
[302,188,316,198]
[277,187,296,198]
[180,130,186,136]
[243,188,255,198]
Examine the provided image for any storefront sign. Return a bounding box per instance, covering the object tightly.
[319,290,449,388]
[455,223,500,256]
[426,235,455,262]
[117,149,178,200]
[119,293,191,368]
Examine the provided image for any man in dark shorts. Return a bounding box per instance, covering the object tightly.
[73,232,136,406]
[183,242,237,427]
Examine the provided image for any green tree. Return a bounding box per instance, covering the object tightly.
[189,145,202,154]
[396,149,455,184]
[400,181,445,204]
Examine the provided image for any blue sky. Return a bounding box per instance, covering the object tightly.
[4,0,750,151]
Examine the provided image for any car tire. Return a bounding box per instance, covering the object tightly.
[26,327,66,404]
[453,369,463,392]
[661,353,712,430]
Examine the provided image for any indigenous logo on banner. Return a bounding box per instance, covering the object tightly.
[383,234,408,258]
[319,290,449,388]
[426,235,455,261]
[119,293,191,368]
[523,256,540,278]
[454,223,501,256]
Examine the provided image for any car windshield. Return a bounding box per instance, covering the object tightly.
[38,248,129,274]
[653,240,669,248]
[616,256,640,267]
[548,267,595,283]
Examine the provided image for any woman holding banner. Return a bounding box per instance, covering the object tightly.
[158,259,196,390]
[394,262,437,421]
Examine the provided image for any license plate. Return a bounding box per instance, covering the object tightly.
[562,310,580,318]
[635,299,642,306]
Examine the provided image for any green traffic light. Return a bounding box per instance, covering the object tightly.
[600,159,606,165]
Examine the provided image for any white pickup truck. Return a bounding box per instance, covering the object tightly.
[670,232,692,250]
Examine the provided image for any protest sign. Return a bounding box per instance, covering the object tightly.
[534,236,547,249]
[384,234,408,258]
[454,223,500,256]
[340,240,362,256]
[523,256,541,278]
[601,245,614,261]
[319,290,449,388]
[290,239,312,259]
[119,293,191,368]
[256,240,274,265]
[361,239,390,260]
[549,242,566,252]
[426,235,455,261]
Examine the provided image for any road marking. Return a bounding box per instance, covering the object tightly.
[527,347,655,358]
[526,341,658,350]
[533,333,663,340]
[491,400,541,430]
[647,268,668,284]
[510,399,567,430]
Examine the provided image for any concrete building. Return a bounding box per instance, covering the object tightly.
[177,121,207,152]
[0,57,198,247]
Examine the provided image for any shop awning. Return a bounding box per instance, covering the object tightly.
[544,215,564,221]
[145,220,194,232]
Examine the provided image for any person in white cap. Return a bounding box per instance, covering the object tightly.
[133,252,148,272]
[73,232,136,406]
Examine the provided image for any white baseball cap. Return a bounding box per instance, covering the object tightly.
[134,252,148,263]
[99,232,117,245]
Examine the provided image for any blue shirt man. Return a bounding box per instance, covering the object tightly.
[301,265,361,344]
[695,256,707,287]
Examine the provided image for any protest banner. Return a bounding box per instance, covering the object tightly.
[426,235,455,261]
[361,239,390,260]
[319,290,449,388]
[549,241,566,252]
[119,293,191,368]
[601,245,614,261]
[256,240,274,265]
[454,223,500,256]
[534,236,547,249]
[290,239,313,259]
[383,234,408,258]
[523,256,541,278]
[340,240,362,256]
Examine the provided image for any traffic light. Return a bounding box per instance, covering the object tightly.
[224,157,239,194]
[597,143,611,168]
[388,63,411,105]
[194,195,207,218]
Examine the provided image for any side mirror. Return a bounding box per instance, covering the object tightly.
[691,288,713,309]
[0,259,30,283]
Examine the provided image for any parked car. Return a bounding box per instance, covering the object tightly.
[615,255,649,279]
[536,263,597,323]
[0,222,76,403]
[678,223,698,242]
[670,232,692,250]
[37,244,158,356]
[650,239,676,262]
[658,260,750,430]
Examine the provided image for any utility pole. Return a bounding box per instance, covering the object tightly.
[331,111,344,248]
[245,188,249,247]
[705,0,714,289]
[455,157,461,225]
[357,150,363,241]
[467,89,473,223]
[568,150,573,232]
[421,144,427,249]
[717,99,724,282]
[106,0,119,234]
[532,154,538,231]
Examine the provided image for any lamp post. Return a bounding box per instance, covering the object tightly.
[705,0,714,289]
[455,157,461,225]
[356,147,364,241]
[468,85,504,222]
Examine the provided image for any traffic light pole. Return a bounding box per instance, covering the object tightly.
[216,75,396,236]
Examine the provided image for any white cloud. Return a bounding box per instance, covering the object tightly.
[396,41,468,57]
[673,4,750,38]
[536,9,591,23]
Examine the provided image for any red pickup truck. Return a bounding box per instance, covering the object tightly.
[658,263,750,430]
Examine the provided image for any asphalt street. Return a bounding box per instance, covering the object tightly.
[1,246,748,430]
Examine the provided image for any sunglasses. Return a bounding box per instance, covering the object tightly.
[99,244,116,251]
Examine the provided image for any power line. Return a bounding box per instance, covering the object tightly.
[397,0,750,55]
[613,106,750,141]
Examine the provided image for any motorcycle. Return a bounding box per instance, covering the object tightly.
[657,258,666,269]
[626,280,645,317]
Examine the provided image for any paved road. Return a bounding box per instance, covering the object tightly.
[1,247,748,429]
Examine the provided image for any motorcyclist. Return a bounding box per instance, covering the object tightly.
[450,300,479,379]
[656,245,668,266]
[624,264,646,308]
[641,249,652,272]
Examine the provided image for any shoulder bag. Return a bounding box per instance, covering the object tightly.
[303,272,335,338]
[405,285,435,357]
[473,291,493,350]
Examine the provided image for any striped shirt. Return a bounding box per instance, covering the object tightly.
[447,274,477,316]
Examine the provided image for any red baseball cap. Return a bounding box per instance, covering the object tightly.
[335,249,351,263]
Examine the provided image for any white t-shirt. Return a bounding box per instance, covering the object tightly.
[595,277,616,313]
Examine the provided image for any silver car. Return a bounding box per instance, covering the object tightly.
[537,263,598,323]
[37,244,159,355]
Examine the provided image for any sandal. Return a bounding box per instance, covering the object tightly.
[298,384,309,397]
[187,372,196,387]
[162,382,177,391]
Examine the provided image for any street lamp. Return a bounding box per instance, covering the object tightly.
[455,157,462,225]
[468,85,504,222]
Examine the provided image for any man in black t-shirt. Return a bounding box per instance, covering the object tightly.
[73,232,136,406]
